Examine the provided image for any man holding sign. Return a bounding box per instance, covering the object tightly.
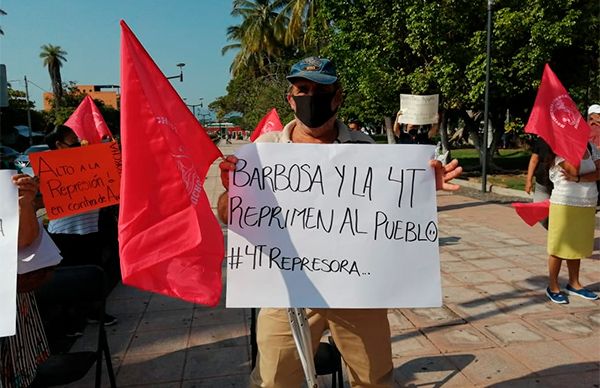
[219,57,462,387]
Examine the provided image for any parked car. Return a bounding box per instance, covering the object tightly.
[14,144,50,170]
[0,146,21,169]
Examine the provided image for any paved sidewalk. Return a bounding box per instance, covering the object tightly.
[64,140,599,387]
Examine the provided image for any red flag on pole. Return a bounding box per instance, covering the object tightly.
[524,64,590,167]
[511,200,550,227]
[119,20,224,306]
[64,95,112,144]
[250,108,283,142]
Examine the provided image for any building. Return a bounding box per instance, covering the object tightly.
[43,84,119,110]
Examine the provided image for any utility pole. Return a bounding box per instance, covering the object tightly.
[481,0,494,192]
[24,75,33,146]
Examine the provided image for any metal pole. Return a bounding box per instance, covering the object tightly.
[288,308,318,387]
[24,75,33,146]
[481,0,493,192]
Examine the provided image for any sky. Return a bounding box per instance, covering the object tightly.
[0,0,238,117]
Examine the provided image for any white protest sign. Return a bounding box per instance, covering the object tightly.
[226,144,442,308]
[398,94,439,125]
[0,170,18,337]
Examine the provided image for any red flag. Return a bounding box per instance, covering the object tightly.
[64,95,112,144]
[250,108,283,142]
[119,20,224,306]
[511,200,550,227]
[525,64,590,167]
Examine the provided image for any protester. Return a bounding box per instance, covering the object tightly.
[1,174,51,388]
[218,57,462,387]
[545,139,600,303]
[587,104,600,148]
[44,125,103,268]
[347,119,361,132]
[44,125,117,329]
[525,136,554,229]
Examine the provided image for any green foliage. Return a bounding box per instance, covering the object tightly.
[210,66,294,130]
[217,0,598,146]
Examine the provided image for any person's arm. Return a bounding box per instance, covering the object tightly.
[12,174,40,248]
[525,153,539,194]
[393,111,402,137]
[560,160,600,183]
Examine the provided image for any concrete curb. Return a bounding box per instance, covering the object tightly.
[451,178,532,199]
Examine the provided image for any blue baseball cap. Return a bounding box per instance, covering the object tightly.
[286,57,338,85]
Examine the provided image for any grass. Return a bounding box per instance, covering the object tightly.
[452,147,530,191]
[451,148,531,171]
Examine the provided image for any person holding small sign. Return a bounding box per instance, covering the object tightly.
[218,57,462,387]
[44,125,118,329]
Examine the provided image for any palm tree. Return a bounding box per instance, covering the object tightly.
[222,0,288,76]
[40,44,67,107]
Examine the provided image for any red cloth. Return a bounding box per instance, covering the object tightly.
[511,200,550,227]
[525,64,590,167]
[250,108,283,142]
[119,20,224,306]
[64,95,112,144]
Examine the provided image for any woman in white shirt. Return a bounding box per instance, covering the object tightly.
[546,143,600,303]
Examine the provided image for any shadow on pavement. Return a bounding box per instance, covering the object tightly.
[395,354,475,387]
[488,362,600,387]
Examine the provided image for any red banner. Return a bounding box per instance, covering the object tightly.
[250,108,283,142]
[65,95,112,144]
[525,64,590,167]
[119,20,224,306]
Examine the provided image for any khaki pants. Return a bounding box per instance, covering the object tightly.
[250,308,394,388]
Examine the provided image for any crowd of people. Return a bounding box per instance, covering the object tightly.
[2,56,598,387]
[1,126,120,387]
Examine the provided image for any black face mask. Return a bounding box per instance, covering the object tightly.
[293,93,338,128]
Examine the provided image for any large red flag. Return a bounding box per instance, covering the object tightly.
[119,20,224,306]
[250,108,283,142]
[511,200,550,227]
[525,64,590,167]
[64,95,112,144]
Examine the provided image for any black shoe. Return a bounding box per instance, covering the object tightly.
[87,313,118,326]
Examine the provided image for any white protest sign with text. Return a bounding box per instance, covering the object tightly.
[226,144,441,308]
[0,170,18,337]
[398,94,439,125]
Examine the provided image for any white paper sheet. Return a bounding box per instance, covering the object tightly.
[398,94,439,125]
[226,144,442,308]
[0,170,19,337]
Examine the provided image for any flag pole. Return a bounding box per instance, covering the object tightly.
[288,308,318,387]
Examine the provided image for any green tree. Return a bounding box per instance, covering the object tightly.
[39,44,67,108]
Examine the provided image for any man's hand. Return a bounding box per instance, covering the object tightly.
[430,159,462,191]
[219,155,238,190]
